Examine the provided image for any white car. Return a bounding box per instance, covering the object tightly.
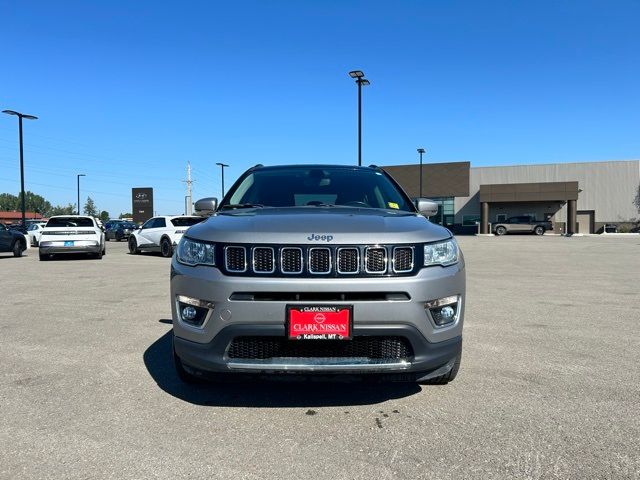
[128,215,204,257]
[39,215,106,261]
[26,222,47,246]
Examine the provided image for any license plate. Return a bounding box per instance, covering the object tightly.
[286,305,352,340]
[64,241,74,247]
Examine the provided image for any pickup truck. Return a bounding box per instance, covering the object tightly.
[493,216,553,236]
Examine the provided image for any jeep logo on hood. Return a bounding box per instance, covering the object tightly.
[307,233,334,242]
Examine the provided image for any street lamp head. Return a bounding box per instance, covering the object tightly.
[348,70,364,78]
[417,148,426,154]
[78,173,86,177]
[216,163,229,167]
[360,79,370,86]
[2,110,38,120]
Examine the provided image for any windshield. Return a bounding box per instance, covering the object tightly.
[224,167,414,212]
[119,223,137,229]
[170,217,205,227]
[46,217,95,228]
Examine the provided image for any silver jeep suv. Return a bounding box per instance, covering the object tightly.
[170,164,465,384]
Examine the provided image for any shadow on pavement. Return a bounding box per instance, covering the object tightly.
[144,330,421,407]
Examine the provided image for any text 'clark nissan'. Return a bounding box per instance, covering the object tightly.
[170,164,465,384]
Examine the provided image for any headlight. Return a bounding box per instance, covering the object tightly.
[424,238,459,267]
[176,237,215,266]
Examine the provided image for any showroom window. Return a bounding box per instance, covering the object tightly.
[428,197,455,227]
[462,215,481,226]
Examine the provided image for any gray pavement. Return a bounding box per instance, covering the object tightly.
[1,235,639,479]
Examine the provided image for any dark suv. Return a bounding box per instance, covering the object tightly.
[0,223,27,257]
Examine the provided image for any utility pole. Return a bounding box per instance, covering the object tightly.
[216,163,229,197]
[77,174,86,215]
[417,148,426,197]
[347,71,370,166]
[183,161,193,215]
[2,110,38,227]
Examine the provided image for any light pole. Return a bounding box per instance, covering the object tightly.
[2,110,38,227]
[417,148,426,197]
[216,163,229,197]
[77,174,86,215]
[348,71,370,166]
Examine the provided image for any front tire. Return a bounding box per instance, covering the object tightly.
[534,226,545,235]
[128,237,139,254]
[12,240,24,257]
[495,226,507,236]
[160,237,173,258]
[173,336,202,384]
[419,352,461,385]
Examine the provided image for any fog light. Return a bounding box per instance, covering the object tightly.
[182,306,197,321]
[425,295,460,326]
[176,295,214,327]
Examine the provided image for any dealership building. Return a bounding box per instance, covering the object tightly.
[383,159,640,234]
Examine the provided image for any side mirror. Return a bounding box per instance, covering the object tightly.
[194,197,218,216]
[414,198,438,217]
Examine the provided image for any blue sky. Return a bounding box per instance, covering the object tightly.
[1,0,638,216]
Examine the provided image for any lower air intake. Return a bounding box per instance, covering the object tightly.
[227,336,413,360]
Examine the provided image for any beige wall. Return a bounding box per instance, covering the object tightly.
[455,160,640,224]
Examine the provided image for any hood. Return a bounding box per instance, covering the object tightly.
[185,207,451,244]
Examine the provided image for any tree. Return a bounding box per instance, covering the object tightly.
[99,210,110,222]
[83,196,98,217]
[0,193,18,211]
[1,190,78,217]
[634,184,640,214]
[119,212,132,219]
[50,203,76,216]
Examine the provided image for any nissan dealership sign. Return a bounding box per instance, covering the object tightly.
[132,187,153,223]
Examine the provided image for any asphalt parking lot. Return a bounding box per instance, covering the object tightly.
[1,235,639,479]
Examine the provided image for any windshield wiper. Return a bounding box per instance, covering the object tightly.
[304,202,335,207]
[219,203,265,210]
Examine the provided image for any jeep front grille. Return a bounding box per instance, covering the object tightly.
[309,247,331,274]
[337,248,359,273]
[221,244,416,277]
[393,247,414,273]
[252,247,275,273]
[281,247,303,274]
[365,247,387,273]
[225,246,247,272]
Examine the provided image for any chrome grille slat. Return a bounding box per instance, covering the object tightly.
[281,247,303,274]
[392,247,414,273]
[308,247,331,274]
[252,247,275,273]
[365,247,387,273]
[225,246,247,272]
[222,245,415,276]
[337,247,359,274]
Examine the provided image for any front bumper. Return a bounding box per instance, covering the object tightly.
[171,257,465,376]
[174,324,461,379]
[39,241,101,255]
